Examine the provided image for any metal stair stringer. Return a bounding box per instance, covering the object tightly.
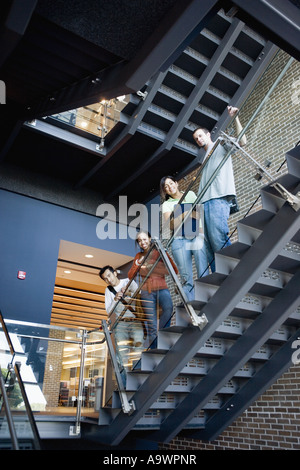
[145,147,300,443]
[92,174,299,446]
[150,267,300,443]
[189,324,300,442]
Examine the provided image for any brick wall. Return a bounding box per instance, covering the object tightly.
[161,50,300,450]
[42,329,65,408]
[160,364,300,450]
[228,49,300,242]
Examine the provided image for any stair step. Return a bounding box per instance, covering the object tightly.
[214,242,250,274]
[194,266,290,301]
[98,408,121,426]
[286,145,300,177]
[249,268,292,297]
[233,293,272,318]
[197,337,230,357]
[267,325,296,343]
[237,209,274,245]
[269,240,300,274]
[284,306,300,325]
[251,343,278,361]
[214,316,252,338]
[194,273,226,301]
[134,410,165,428]
[260,174,300,212]
[149,392,185,410]
[184,414,206,428]
[125,371,150,391]
[140,351,165,372]
[174,296,263,328]
[165,375,200,392]
[157,329,182,350]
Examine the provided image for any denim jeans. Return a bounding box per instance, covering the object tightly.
[114,320,144,383]
[203,197,231,272]
[140,289,173,348]
[171,234,208,301]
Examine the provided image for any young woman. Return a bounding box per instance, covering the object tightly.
[160,176,208,301]
[128,231,178,349]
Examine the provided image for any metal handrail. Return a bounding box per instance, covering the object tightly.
[1,314,104,438]
[13,362,41,449]
[0,312,42,449]
[106,139,231,334]
[0,369,19,450]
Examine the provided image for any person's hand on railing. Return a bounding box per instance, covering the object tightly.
[113,287,126,303]
[227,105,247,146]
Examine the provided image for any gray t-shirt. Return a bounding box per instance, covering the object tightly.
[198,142,236,203]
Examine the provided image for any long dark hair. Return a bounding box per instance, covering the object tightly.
[159,175,177,201]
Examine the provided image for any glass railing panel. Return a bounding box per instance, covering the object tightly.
[1,320,106,420]
[0,368,37,449]
[102,241,178,396]
[0,369,18,449]
[0,324,39,448]
[0,328,17,449]
[48,95,130,138]
[81,331,107,416]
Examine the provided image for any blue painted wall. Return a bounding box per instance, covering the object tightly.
[0,189,135,324]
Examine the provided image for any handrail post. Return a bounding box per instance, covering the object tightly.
[14,362,41,449]
[0,312,41,448]
[102,320,135,415]
[70,329,87,436]
[154,239,208,329]
[0,369,19,450]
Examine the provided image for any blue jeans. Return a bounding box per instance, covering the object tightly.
[114,319,144,384]
[140,289,173,348]
[203,197,231,272]
[171,234,208,301]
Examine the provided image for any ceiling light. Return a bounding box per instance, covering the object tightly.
[85,254,94,258]
[64,270,71,274]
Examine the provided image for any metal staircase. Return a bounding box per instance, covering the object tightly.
[82,145,300,446]
[72,9,277,202]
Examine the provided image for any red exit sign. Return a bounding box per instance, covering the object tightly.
[17,271,26,280]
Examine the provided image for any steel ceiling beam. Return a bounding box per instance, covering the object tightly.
[231,0,300,61]
[74,70,168,189]
[104,38,277,201]
[104,17,245,200]
[0,0,38,67]
[22,0,221,121]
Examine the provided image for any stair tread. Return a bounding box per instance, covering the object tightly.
[215,241,250,260]
[237,208,274,230]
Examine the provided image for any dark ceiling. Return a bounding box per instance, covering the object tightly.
[0,0,299,205]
